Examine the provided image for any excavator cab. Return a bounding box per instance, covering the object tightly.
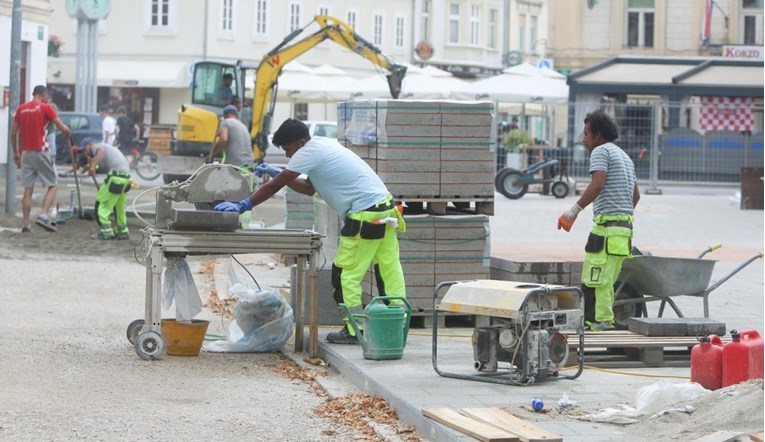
[191,62,240,107]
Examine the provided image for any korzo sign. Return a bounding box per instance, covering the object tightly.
[722,45,764,60]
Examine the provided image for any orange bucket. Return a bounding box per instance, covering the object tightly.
[161,319,210,356]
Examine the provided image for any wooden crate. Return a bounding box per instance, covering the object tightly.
[146,125,175,156]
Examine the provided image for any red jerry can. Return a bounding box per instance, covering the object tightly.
[722,329,765,387]
[691,334,724,390]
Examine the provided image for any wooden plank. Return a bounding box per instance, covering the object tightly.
[692,431,745,442]
[750,433,764,442]
[422,407,519,442]
[461,407,562,442]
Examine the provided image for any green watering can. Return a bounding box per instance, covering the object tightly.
[339,296,412,360]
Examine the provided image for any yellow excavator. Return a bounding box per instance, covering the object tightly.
[159,15,407,183]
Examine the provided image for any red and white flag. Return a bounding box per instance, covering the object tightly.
[700,0,712,46]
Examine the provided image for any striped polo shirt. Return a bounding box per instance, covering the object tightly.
[589,142,636,216]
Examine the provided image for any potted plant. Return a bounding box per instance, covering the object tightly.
[48,34,63,58]
[502,128,532,170]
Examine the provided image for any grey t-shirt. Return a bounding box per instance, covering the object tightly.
[92,143,130,173]
[220,118,253,167]
[589,142,636,216]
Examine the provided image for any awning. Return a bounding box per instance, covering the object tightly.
[567,56,764,98]
[48,59,192,88]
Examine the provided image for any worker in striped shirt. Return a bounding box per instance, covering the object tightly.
[558,110,640,331]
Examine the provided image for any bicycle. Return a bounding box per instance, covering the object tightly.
[124,139,161,181]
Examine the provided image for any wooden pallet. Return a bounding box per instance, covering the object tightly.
[401,199,495,216]
[409,312,490,329]
[564,330,732,368]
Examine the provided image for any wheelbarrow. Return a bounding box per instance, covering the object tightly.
[495,158,569,200]
[609,244,764,328]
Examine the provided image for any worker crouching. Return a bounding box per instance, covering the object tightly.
[77,137,132,240]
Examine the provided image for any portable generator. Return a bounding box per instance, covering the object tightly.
[432,280,585,385]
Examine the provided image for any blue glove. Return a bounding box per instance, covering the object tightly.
[214,197,254,213]
[255,163,282,178]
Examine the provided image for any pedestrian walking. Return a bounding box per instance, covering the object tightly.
[100,105,116,146]
[558,110,640,331]
[115,106,140,155]
[11,85,71,233]
[76,137,132,240]
[214,118,407,344]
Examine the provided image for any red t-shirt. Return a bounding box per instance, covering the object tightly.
[13,100,58,151]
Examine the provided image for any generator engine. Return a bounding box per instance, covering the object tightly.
[436,280,584,384]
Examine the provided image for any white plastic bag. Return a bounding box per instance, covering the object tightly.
[203,284,293,353]
[577,404,643,425]
[162,257,202,322]
[634,380,708,415]
[577,380,709,425]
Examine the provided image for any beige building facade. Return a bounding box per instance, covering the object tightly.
[548,0,764,73]
[47,0,413,126]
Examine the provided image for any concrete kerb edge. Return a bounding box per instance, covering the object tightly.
[317,341,462,442]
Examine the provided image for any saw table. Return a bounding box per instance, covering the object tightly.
[126,164,323,360]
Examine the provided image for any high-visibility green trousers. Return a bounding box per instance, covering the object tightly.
[96,173,131,236]
[581,214,633,323]
[332,199,406,336]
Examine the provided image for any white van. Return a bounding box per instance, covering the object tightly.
[265,120,338,166]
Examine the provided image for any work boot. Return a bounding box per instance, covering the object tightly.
[326,325,360,345]
[586,321,615,332]
[91,232,115,240]
[21,226,31,233]
[116,232,130,240]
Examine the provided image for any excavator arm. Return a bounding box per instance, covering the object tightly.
[250,15,407,159]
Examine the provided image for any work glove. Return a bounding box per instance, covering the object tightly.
[214,197,254,214]
[255,163,282,178]
[557,203,583,232]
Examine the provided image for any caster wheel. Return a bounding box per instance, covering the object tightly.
[551,181,570,199]
[126,319,145,345]
[135,331,165,360]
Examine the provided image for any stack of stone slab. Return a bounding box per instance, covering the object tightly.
[338,99,495,205]
[284,188,315,230]
[360,214,491,312]
[302,99,497,315]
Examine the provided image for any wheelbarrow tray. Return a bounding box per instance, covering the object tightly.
[620,255,717,298]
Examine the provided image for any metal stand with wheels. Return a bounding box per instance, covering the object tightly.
[130,228,322,360]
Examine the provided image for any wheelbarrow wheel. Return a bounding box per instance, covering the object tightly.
[613,283,644,330]
[495,169,528,199]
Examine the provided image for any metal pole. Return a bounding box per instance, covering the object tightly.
[75,20,84,112]
[5,0,22,214]
[87,20,97,113]
[646,102,663,195]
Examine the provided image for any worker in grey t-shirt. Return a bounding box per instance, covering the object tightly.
[207,105,254,171]
[76,137,132,240]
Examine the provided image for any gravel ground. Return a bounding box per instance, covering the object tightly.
[0,213,413,441]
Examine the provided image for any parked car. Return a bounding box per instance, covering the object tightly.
[54,112,102,163]
[265,120,338,166]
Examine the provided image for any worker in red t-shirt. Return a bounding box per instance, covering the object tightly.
[11,85,71,233]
